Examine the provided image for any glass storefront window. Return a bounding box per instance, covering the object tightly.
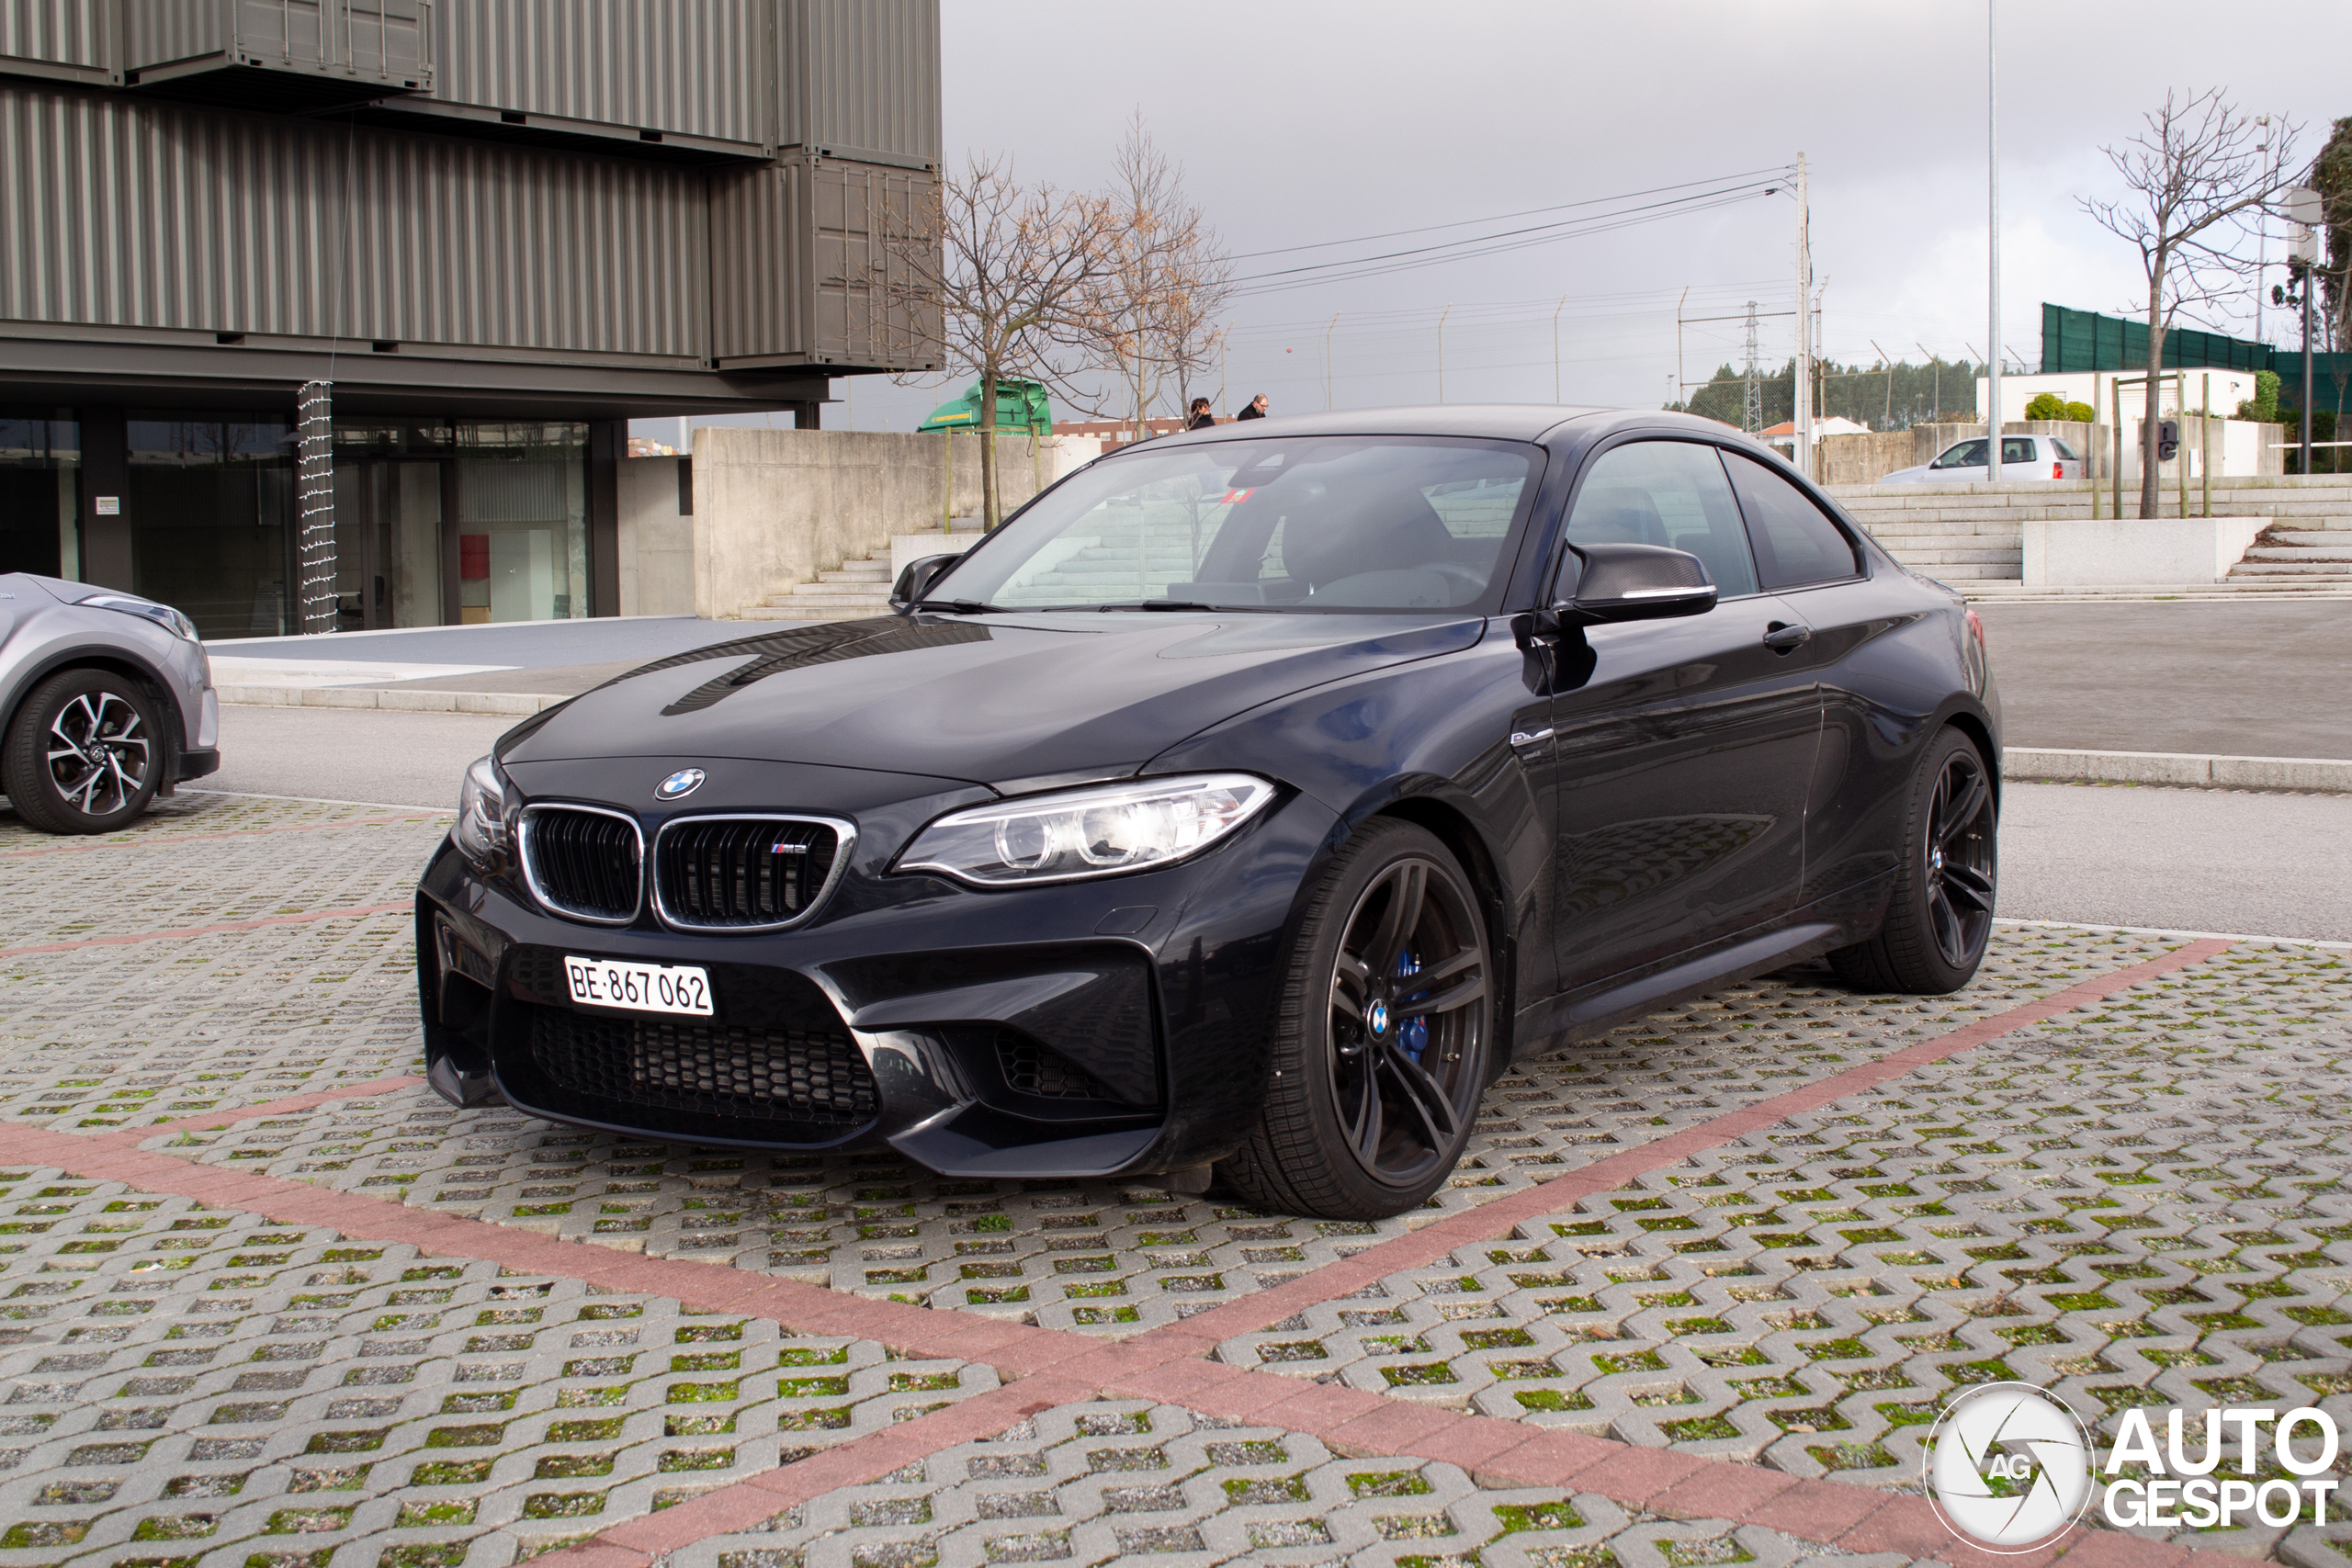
[127,415,298,638]
[456,422,590,624]
[108,412,592,638]
[331,422,453,633]
[0,414,81,580]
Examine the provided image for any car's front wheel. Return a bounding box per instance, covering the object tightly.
[1217,818,1492,1220]
[1829,727,1996,994]
[2,669,165,835]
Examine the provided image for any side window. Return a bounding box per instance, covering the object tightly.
[1722,450,1862,591]
[1559,441,1758,599]
[1934,439,1986,468]
[2001,437,2035,465]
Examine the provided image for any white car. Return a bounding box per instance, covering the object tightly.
[1881,434,2083,484]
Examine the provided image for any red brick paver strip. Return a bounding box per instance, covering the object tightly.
[0,897,412,958]
[80,1072,431,1144]
[1157,934,2237,1348]
[0,935,2247,1568]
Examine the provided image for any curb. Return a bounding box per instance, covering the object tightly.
[217,682,563,715]
[2006,746,2352,793]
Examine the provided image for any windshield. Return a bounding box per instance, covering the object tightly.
[930,435,1540,612]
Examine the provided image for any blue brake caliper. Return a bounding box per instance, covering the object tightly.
[1395,948,1428,1064]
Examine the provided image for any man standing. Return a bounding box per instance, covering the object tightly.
[1186,397,1216,431]
[1235,393,1269,421]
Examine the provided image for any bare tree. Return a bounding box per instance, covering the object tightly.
[2082,91,2296,517]
[877,152,1114,526]
[1080,117,1231,435]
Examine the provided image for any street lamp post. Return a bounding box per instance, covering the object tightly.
[1986,0,2002,482]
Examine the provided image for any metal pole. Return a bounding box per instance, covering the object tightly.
[1985,0,2002,482]
[1553,294,1567,403]
[1436,304,1452,404]
[1794,153,1813,477]
[1326,312,1339,411]
[2202,373,2212,517]
[2098,376,2117,524]
[2112,378,2124,520]
[2303,274,2316,476]
[2254,116,2271,345]
[1675,285,1689,407]
[2177,373,2188,519]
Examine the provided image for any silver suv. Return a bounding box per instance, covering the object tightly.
[1,573,220,834]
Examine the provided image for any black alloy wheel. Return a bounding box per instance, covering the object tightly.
[2,669,164,835]
[1829,727,1996,995]
[1218,818,1492,1219]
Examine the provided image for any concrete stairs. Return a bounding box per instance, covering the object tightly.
[2230,517,2352,585]
[1827,478,2352,594]
[738,519,985,623]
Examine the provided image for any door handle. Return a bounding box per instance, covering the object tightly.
[1762,621,1811,652]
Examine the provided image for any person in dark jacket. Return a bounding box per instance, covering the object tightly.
[1235,393,1269,420]
[1185,398,1215,431]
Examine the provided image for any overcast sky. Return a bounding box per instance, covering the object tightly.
[823,0,2343,434]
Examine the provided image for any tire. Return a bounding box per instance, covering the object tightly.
[1216,818,1493,1220]
[2,669,165,835]
[1828,727,1996,994]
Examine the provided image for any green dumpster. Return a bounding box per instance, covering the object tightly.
[917,378,1053,435]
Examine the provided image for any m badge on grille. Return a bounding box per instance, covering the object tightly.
[656,768,706,800]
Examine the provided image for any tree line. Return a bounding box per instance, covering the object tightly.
[1668,357,1986,432]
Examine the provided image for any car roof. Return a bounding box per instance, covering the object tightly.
[1136,404,1617,446]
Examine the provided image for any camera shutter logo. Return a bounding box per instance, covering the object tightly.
[1925,1383,2094,1551]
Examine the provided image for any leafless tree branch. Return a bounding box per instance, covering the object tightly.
[2079,89,2298,513]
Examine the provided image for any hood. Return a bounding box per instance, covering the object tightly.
[501,612,1485,791]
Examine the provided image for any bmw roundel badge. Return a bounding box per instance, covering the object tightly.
[656,767,706,801]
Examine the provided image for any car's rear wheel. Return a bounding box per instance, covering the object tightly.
[1217,818,1492,1220]
[2,670,164,835]
[1829,727,1996,994]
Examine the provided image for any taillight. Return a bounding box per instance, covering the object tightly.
[2052,460,2063,479]
[1964,606,1986,652]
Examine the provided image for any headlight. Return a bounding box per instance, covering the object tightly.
[84,594,200,643]
[896,773,1277,887]
[455,754,510,870]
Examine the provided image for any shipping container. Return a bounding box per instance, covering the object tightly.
[0,0,119,85]
[0,84,707,360]
[777,0,939,169]
[708,154,939,372]
[119,0,429,109]
[413,0,768,159]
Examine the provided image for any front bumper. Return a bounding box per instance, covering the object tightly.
[415,786,1338,1180]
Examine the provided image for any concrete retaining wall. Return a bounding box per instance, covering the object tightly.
[682,429,1101,620]
[2021,516,2265,586]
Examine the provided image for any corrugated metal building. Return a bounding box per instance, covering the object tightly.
[0,0,941,636]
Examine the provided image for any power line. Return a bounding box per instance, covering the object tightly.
[1227,181,1787,296]
[1227,164,1794,260]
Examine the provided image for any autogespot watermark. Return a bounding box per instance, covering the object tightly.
[1925,1382,2344,1551]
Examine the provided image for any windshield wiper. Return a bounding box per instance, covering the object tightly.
[911,598,1001,614]
[1093,600,1217,612]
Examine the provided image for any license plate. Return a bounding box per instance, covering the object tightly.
[564,955,713,1017]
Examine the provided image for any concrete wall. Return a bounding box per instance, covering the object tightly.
[1808,416,2278,487]
[1976,369,2260,428]
[689,428,1101,618]
[616,456,697,617]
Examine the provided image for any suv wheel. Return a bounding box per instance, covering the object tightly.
[3,670,165,835]
[1217,818,1492,1219]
